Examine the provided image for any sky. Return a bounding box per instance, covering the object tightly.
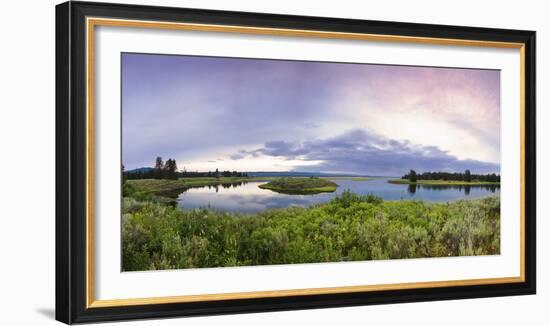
[122,53,500,176]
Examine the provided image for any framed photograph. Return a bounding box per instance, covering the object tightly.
[56,1,536,324]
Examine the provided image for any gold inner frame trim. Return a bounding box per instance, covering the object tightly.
[89,277,521,308]
[85,17,527,308]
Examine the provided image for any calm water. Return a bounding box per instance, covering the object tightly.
[176,178,500,214]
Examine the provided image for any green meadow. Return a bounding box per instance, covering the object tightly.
[122,185,500,271]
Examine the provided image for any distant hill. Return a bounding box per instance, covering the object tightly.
[126,167,154,174]
[247,171,367,178]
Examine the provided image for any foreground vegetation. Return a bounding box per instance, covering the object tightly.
[259,177,338,194]
[122,191,500,271]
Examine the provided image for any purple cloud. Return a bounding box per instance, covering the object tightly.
[236,129,499,176]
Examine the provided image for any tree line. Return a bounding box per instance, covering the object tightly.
[124,156,249,180]
[402,169,500,183]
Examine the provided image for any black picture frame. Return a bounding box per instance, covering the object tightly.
[56,1,536,324]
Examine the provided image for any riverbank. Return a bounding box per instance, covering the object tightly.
[388,179,501,186]
[126,177,254,197]
[122,192,501,271]
[126,176,375,199]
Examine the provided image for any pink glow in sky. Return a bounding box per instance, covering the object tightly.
[123,53,500,175]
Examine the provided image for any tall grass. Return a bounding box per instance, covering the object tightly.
[122,191,500,271]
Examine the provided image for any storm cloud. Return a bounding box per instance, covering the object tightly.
[235,129,499,176]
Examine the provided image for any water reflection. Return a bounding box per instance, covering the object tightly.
[188,181,249,193]
[176,178,500,214]
[406,183,499,196]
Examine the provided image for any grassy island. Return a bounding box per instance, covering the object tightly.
[388,179,500,186]
[258,177,338,194]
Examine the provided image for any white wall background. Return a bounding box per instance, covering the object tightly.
[0,0,546,324]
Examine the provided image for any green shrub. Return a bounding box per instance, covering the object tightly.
[121,192,500,271]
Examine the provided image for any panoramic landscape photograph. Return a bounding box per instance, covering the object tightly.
[121,53,501,272]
